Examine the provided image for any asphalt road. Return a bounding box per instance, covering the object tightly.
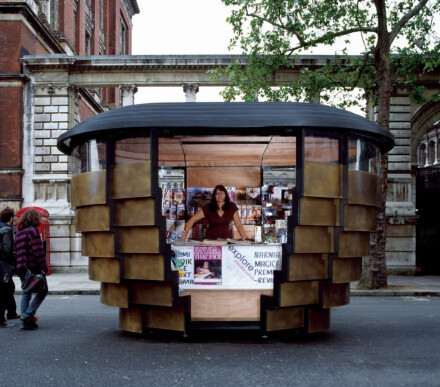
[1,296,439,386]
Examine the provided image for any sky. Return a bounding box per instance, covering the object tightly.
[131,0,237,104]
[130,0,365,109]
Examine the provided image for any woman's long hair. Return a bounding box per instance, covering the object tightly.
[209,185,231,212]
[18,209,41,229]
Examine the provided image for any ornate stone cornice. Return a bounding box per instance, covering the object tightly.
[32,82,72,92]
[21,54,340,72]
[121,0,140,20]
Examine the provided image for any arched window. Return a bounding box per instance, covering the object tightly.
[419,143,426,166]
[428,141,435,165]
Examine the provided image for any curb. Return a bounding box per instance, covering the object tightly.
[351,290,440,297]
[13,290,440,297]
[15,290,100,296]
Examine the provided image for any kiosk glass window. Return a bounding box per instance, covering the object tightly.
[71,139,106,175]
[115,136,150,164]
[348,138,381,174]
[305,134,339,163]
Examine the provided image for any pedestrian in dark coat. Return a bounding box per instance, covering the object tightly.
[15,209,48,330]
[0,207,20,328]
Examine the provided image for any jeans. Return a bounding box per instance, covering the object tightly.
[20,278,48,322]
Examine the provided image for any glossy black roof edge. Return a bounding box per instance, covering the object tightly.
[57,102,395,154]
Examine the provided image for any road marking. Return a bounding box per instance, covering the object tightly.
[403,297,430,302]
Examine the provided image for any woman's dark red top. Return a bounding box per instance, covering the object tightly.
[202,202,238,240]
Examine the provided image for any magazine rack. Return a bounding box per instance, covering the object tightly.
[58,102,394,335]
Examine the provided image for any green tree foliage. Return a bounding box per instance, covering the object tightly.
[215,0,440,288]
[216,0,439,110]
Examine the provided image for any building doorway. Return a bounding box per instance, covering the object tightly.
[416,166,440,274]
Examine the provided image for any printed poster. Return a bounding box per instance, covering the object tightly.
[171,244,282,291]
[193,246,222,285]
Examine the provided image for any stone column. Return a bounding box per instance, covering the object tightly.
[120,84,137,106]
[370,92,416,274]
[28,82,82,269]
[435,138,439,164]
[182,83,199,102]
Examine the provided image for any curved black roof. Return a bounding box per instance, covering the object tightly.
[57,102,394,154]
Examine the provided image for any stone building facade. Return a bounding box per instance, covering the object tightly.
[18,55,440,273]
[0,0,139,268]
[1,3,439,274]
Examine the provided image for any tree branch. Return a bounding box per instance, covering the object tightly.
[389,0,430,44]
[244,5,378,50]
[290,27,378,51]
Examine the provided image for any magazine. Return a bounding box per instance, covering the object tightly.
[235,187,247,203]
[177,204,186,220]
[226,238,249,245]
[173,189,185,204]
[169,204,177,219]
[187,187,203,207]
[226,187,236,203]
[246,187,261,204]
[194,246,222,285]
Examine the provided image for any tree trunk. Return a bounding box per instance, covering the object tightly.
[359,0,390,289]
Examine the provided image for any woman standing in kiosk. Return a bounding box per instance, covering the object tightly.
[180,185,248,241]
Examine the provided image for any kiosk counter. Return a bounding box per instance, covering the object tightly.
[57,102,394,336]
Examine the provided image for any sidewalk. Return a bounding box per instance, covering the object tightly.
[12,272,440,296]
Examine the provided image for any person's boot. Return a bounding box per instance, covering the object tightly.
[20,317,37,330]
[0,321,14,328]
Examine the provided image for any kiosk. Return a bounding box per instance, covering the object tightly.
[57,102,394,335]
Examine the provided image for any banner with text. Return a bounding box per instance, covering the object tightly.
[171,244,282,290]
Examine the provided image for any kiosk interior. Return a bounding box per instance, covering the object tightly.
[58,102,394,335]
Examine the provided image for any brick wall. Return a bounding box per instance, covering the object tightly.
[58,0,76,49]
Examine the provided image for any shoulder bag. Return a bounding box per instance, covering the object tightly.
[21,269,47,293]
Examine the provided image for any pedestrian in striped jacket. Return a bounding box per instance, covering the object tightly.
[15,209,48,330]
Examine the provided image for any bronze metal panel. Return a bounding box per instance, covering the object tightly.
[348,170,381,207]
[89,257,120,283]
[333,258,362,283]
[294,226,333,253]
[300,197,339,226]
[266,307,304,332]
[303,162,342,199]
[119,308,143,334]
[186,166,261,188]
[131,282,173,306]
[308,308,330,333]
[100,283,128,308]
[82,232,114,257]
[339,232,370,257]
[344,205,377,231]
[289,254,328,281]
[75,205,110,232]
[145,307,185,332]
[124,254,164,281]
[280,281,319,307]
[111,161,151,199]
[323,283,350,308]
[71,171,106,207]
[119,227,159,254]
[114,198,155,226]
